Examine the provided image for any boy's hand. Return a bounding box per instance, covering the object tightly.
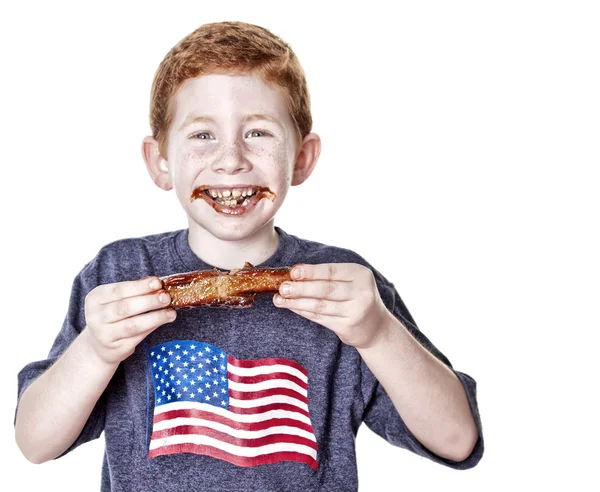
[273,263,391,349]
[83,277,176,364]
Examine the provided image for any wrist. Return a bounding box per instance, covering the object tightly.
[78,328,120,371]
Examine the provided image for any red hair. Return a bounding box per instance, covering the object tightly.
[149,21,312,157]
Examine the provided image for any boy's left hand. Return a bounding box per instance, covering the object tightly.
[273,263,392,349]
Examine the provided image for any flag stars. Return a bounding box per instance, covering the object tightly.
[167,395,171,401]
[221,376,226,382]
[190,368,196,373]
[183,350,188,355]
[169,363,174,368]
[197,363,203,368]
[190,344,196,350]
[183,362,189,367]
[190,380,195,386]
[220,353,225,359]
[205,347,211,353]
[191,356,196,361]
[177,393,182,398]
[156,354,161,359]
[183,387,188,392]
[213,392,218,397]
[205,395,211,401]
[161,346,166,351]
[221,388,226,393]
[153,362,157,368]
[213,368,218,373]
[213,380,218,386]
[205,358,211,364]
[164,370,169,375]
[213,356,218,361]
[176,380,181,386]
[176,355,181,360]
[162,357,167,363]
[183,374,188,379]
[150,351,155,357]
[221,401,226,406]
[205,382,211,388]
[176,368,182,373]
[220,365,225,370]
[190,393,195,399]
[168,351,173,356]
[175,344,181,349]
[205,370,211,376]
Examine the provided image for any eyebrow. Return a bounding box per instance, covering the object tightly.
[178,113,283,132]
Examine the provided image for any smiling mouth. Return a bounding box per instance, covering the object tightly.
[190,186,276,216]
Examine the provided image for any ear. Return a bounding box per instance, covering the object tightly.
[292,133,321,186]
[141,136,173,191]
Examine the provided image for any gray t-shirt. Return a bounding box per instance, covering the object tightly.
[16,228,484,491]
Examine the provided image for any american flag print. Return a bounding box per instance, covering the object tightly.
[147,340,318,470]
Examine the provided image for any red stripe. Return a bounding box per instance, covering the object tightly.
[149,443,317,470]
[228,401,310,419]
[153,408,314,434]
[228,354,308,377]
[228,371,308,390]
[229,387,308,404]
[150,424,318,451]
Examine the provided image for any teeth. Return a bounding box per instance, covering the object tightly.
[241,191,247,197]
[242,199,249,206]
[211,191,217,198]
[217,192,223,198]
[222,190,231,197]
[246,188,253,196]
[232,189,241,197]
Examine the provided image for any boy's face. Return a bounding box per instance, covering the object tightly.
[147,73,316,242]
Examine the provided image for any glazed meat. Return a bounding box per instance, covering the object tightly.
[160,262,291,308]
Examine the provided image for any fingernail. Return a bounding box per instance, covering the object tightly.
[281,283,291,296]
[150,279,161,290]
[274,295,284,305]
[167,309,176,320]
[159,293,170,304]
[292,268,303,280]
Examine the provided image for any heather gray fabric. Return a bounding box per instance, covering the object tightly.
[16,228,484,491]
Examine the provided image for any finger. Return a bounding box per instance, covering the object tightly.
[112,307,176,341]
[104,290,172,324]
[273,295,347,318]
[91,277,163,305]
[279,280,352,301]
[290,263,357,282]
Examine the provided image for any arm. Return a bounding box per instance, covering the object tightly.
[274,263,479,462]
[15,277,176,464]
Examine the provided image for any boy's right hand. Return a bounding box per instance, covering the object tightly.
[83,277,176,364]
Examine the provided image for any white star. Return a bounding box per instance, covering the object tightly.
[175,344,181,349]
[198,388,203,393]
[205,395,211,401]
[221,376,226,382]
[205,347,211,352]
[213,356,217,361]
[221,388,226,393]
[183,386,188,392]
[157,398,161,403]
[162,357,167,363]
[170,375,175,380]
[197,352,203,357]
[157,386,161,391]
[191,356,196,361]
[166,382,170,388]
[213,392,218,397]
[190,380,195,386]
[205,382,210,388]
[167,395,172,400]
[190,393,195,398]
[220,365,225,370]
[221,401,226,406]
[168,351,173,356]
[220,353,225,358]
[164,369,169,375]
[155,374,159,379]
[169,363,174,368]
[161,346,166,351]
[177,393,182,398]
[156,354,161,359]
[190,344,196,350]
[160,378,164,383]
[150,351,155,356]
[183,362,189,367]
[197,375,203,381]
[158,366,162,371]
[152,362,157,368]
[205,370,211,376]
[171,388,175,393]
[162,390,166,396]
[176,368,182,373]
[183,374,188,379]
[213,368,218,373]
[176,355,181,360]
[213,380,218,385]
[198,363,203,368]
[176,380,181,385]
[190,368,196,373]
[205,358,211,364]
[183,350,188,355]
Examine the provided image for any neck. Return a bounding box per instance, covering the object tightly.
[187,220,280,270]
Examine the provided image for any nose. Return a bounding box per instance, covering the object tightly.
[211,138,252,175]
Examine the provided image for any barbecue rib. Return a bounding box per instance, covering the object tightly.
[160,262,291,308]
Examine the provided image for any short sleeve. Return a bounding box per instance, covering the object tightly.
[15,257,108,457]
[360,281,484,469]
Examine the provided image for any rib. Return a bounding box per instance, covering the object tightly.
[160,262,291,309]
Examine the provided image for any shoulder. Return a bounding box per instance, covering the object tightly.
[282,230,393,287]
[81,229,183,284]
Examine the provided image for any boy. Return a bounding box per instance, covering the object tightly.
[15,21,483,491]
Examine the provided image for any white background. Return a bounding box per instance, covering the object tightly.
[1,1,599,490]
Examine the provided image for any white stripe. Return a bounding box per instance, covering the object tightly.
[228,363,308,383]
[153,416,316,442]
[149,433,317,460]
[230,394,309,412]
[228,378,307,397]
[154,401,312,425]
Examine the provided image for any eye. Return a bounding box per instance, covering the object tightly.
[191,132,214,140]
[246,130,267,138]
